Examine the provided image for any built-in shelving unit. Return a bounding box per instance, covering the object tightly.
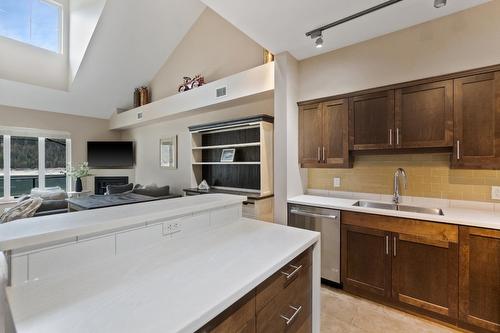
[189,115,274,197]
[109,62,274,130]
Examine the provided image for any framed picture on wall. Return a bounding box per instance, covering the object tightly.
[220,148,235,162]
[160,136,177,169]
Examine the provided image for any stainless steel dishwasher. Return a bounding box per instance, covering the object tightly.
[288,204,341,285]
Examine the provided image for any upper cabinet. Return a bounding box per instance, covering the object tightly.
[299,99,350,168]
[395,80,453,149]
[298,64,500,169]
[349,91,395,150]
[453,72,500,169]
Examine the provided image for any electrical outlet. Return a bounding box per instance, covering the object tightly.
[492,186,500,200]
[164,221,182,235]
[333,177,341,188]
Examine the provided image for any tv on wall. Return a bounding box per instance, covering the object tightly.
[87,141,134,168]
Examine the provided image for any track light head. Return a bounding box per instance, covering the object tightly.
[315,36,324,48]
[434,0,446,8]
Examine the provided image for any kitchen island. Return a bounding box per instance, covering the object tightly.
[1,194,320,333]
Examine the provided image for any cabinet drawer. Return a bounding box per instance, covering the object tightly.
[256,263,312,333]
[256,248,312,311]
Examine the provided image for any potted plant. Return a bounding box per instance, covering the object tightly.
[67,162,91,192]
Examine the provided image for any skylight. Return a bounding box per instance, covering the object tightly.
[0,0,62,53]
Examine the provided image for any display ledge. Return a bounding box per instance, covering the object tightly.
[183,187,272,200]
[192,142,260,150]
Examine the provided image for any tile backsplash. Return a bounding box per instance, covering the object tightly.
[308,154,500,203]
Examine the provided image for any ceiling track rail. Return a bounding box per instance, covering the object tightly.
[305,0,404,37]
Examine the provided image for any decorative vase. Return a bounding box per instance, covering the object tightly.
[75,178,83,192]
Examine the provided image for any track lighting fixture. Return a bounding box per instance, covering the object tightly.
[315,35,323,48]
[434,0,447,8]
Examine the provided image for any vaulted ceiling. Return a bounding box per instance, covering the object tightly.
[0,0,491,119]
[200,0,490,60]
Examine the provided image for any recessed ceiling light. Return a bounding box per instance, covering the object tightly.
[434,0,446,8]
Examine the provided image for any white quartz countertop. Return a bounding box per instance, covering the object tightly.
[6,219,320,333]
[0,194,246,251]
[288,195,500,230]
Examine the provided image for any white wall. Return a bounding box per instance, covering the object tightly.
[0,0,69,91]
[122,99,273,194]
[298,0,500,102]
[69,0,107,84]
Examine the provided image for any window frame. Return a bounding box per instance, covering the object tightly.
[0,0,64,54]
[0,129,71,201]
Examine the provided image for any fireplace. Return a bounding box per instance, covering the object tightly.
[94,176,129,195]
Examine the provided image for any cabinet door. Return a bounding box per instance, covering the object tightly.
[395,80,453,148]
[322,99,350,168]
[349,90,395,150]
[459,227,500,333]
[299,103,323,167]
[341,224,391,300]
[392,233,458,320]
[453,72,500,169]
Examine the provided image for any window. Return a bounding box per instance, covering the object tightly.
[0,132,70,200]
[0,0,62,53]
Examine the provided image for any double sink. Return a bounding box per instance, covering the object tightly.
[353,200,444,216]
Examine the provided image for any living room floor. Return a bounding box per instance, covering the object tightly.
[321,286,461,333]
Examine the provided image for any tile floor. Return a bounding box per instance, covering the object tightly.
[321,286,462,333]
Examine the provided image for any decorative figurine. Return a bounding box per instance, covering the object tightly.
[178,75,205,92]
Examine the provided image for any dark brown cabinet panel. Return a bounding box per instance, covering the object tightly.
[459,227,500,333]
[299,103,323,166]
[299,99,350,168]
[341,224,392,300]
[395,80,453,148]
[392,233,458,319]
[453,72,500,169]
[322,99,350,167]
[349,90,395,150]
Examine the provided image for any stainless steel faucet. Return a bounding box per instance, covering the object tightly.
[393,168,408,204]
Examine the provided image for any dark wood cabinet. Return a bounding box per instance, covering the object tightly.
[459,227,500,333]
[349,90,395,150]
[322,99,350,167]
[299,99,350,168]
[392,233,458,320]
[199,248,312,333]
[453,72,500,169]
[395,80,453,148]
[341,224,392,300]
[299,103,323,166]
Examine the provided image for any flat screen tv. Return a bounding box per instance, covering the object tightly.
[87,141,134,168]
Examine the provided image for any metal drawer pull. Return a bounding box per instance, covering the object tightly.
[280,305,302,326]
[281,264,302,280]
[457,140,460,160]
[385,235,389,255]
[393,237,397,257]
[389,129,393,145]
[317,147,321,162]
[289,209,338,220]
[396,128,400,145]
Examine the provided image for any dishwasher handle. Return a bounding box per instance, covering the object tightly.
[290,208,338,220]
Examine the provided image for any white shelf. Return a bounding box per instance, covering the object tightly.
[110,62,274,130]
[192,142,260,150]
[192,162,261,165]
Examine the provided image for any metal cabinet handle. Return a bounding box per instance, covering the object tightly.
[289,209,338,220]
[457,140,460,160]
[389,129,393,145]
[396,128,400,145]
[322,146,326,163]
[317,147,321,162]
[385,235,389,255]
[393,237,397,257]
[280,264,302,280]
[280,305,302,326]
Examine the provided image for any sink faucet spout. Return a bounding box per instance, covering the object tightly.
[393,168,408,204]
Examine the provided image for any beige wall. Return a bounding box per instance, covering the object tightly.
[301,1,500,202]
[298,1,500,102]
[123,7,272,195]
[150,8,264,100]
[0,105,119,165]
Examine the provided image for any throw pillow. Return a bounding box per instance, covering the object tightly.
[133,184,170,197]
[106,183,134,195]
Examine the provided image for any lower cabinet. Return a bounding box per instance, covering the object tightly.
[458,227,500,333]
[198,248,313,333]
[342,212,459,323]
